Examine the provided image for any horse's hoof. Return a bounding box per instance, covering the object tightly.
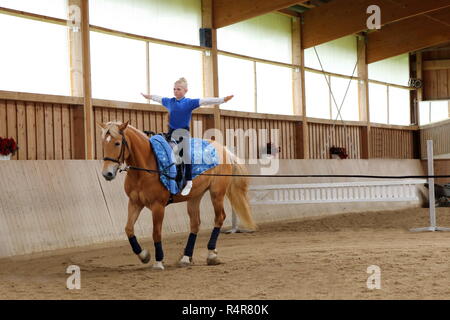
[207,250,220,265]
[152,261,165,270]
[139,249,150,264]
[178,255,192,267]
[207,256,221,265]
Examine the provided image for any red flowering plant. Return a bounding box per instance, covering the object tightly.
[330,146,348,159]
[0,137,19,156]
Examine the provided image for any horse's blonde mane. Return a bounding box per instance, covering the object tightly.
[102,121,148,140]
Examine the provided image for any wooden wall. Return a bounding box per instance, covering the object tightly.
[1,91,424,161]
[370,125,416,159]
[0,95,81,160]
[420,119,450,159]
[423,159,450,185]
[220,111,297,160]
[423,46,450,100]
[307,120,363,159]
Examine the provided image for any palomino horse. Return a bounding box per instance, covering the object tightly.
[97,121,256,270]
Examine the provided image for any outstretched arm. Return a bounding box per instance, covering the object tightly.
[141,93,163,104]
[199,95,234,106]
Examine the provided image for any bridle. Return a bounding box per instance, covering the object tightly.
[102,130,129,167]
[101,129,174,179]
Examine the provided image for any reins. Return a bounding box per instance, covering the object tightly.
[102,129,450,180]
[103,129,176,180]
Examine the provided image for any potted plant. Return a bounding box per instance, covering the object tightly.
[330,146,348,159]
[0,137,18,160]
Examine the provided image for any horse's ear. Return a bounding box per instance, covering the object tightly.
[97,121,107,129]
[119,120,129,132]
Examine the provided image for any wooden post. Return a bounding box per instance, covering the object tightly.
[146,41,151,96]
[292,16,302,116]
[415,51,425,133]
[68,0,83,97]
[295,121,304,158]
[68,0,85,159]
[411,52,422,158]
[416,52,423,103]
[80,0,94,159]
[253,61,257,113]
[71,105,86,159]
[409,53,417,125]
[202,0,221,135]
[295,15,308,159]
[357,33,370,159]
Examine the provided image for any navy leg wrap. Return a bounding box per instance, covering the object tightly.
[185,163,192,181]
[154,242,164,262]
[184,233,197,257]
[128,236,142,255]
[207,227,221,250]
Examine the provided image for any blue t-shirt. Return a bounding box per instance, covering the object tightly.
[161,97,200,130]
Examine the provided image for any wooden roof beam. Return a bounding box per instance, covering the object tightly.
[297,2,316,9]
[302,0,450,49]
[423,59,450,71]
[367,8,450,63]
[277,8,302,17]
[213,0,309,29]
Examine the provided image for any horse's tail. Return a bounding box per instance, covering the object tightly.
[225,157,257,231]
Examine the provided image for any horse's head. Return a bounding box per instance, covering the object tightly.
[97,120,130,181]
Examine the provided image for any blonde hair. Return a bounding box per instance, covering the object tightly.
[174,77,188,89]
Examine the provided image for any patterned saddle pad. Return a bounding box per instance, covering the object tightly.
[149,135,219,195]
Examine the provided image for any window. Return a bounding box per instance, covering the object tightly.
[304,36,359,120]
[89,0,201,46]
[0,0,67,19]
[368,54,409,86]
[419,100,450,125]
[90,33,203,103]
[305,72,358,120]
[368,54,411,125]
[369,83,388,124]
[368,83,411,125]
[330,77,358,121]
[305,71,330,119]
[148,43,203,99]
[217,13,294,115]
[256,63,293,115]
[0,14,70,95]
[388,87,410,125]
[218,55,254,112]
[304,35,357,76]
[90,31,146,102]
[217,13,292,63]
[430,101,449,123]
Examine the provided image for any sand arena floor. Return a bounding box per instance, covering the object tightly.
[1,207,450,300]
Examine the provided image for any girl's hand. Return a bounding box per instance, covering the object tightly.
[224,95,234,102]
[141,92,151,99]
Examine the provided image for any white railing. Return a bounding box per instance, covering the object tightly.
[226,140,447,234]
[224,179,426,233]
[248,180,427,205]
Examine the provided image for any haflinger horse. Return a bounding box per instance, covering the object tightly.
[97,121,256,270]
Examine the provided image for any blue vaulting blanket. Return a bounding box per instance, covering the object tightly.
[149,135,219,195]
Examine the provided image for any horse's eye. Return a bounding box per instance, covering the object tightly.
[115,142,120,146]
